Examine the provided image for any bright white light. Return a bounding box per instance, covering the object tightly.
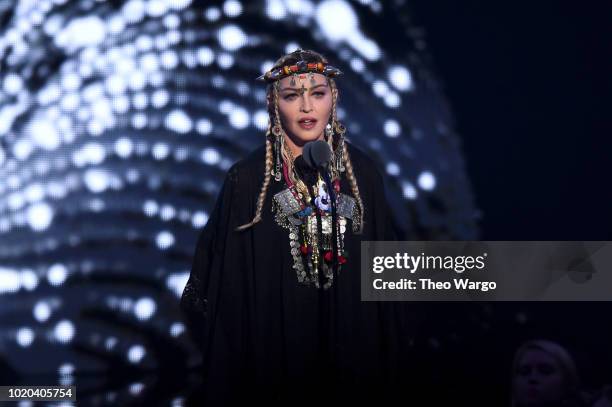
[229,107,249,129]
[205,7,221,21]
[201,148,220,165]
[372,80,388,97]
[122,0,146,23]
[384,92,401,108]
[132,92,148,109]
[160,204,175,221]
[388,65,414,92]
[47,263,68,286]
[170,322,185,337]
[20,269,38,291]
[82,142,106,165]
[128,345,145,363]
[132,113,147,129]
[217,25,247,51]
[146,0,168,17]
[134,297,156,320]
[13,139,33,160]
[384,119,401,138]
[60,93,80,112]
[143,200,158,216]
[196,118,212,135]
[24,183,45,203]
[191,211,209,228]
[417,171,436,191]
[261,60,274,74]
[350,58,364,72]
[34,301,52,322]
[108,15,126,34]
[139,53,159,73]
[106,75,127,95]
[8,192,25,210]
[17,328,34,347]
[163,13,180,29]
[152,143,169,160]
[54,320,75,343]
[285,42,300,54]
[253,110,269,130]
[3,73,23,94]
[217,53,234,69]
[223,0,242,16]
[0,268,20,293]
[316,0,357,41]
[59,363,75,376]
[160,50,179,70]
[166,271,190,297]
[61,73,81,91]
[27,202,54,232]
[129,382,145,396]
[152,90,169,108]
[266,0,287,20]
[386,162,400,176]
[401,180,417,200]
[129,71,147,91]
[84,169,110,193]
[29,119,60,150]
[196,46,214,66]
[165,109,192,134]
[55,16,106,49]
[115,137,133,158]
[156,231,175,250]
[219,100,234,114]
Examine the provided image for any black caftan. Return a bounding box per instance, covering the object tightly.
[180,142,415,405]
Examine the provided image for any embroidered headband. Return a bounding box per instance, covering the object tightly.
[256,58,343,83]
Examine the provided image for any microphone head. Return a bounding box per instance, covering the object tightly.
[303,140,332,169]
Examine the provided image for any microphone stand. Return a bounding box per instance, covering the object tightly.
[318,164,339,380]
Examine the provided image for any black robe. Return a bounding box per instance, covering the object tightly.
[180,142,415,405]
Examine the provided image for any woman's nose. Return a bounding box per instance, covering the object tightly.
[300,95,313,112]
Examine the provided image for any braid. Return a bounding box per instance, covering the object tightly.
[342,140,364,234]
[235,136,274,231]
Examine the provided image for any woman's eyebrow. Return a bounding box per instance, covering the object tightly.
[280,84,329,92]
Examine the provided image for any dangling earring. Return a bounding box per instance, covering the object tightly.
[272,122,283,181]
[325,123,333,141]
[290,73,297,87]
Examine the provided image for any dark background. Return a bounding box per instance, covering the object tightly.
[411,0,611,240]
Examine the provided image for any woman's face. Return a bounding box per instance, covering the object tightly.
[513,349,566,407]
[275,72,332,148]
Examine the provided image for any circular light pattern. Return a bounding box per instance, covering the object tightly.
[384,119,401,138]
[34,301,52,322]
[47,263,68,286]
[17,327,35,347]
[128,344,146,364]
[388,65,414,92]
[54,320,75,344]
[134,297,156,320]
[156,230,175,250]
[417,171,437,191]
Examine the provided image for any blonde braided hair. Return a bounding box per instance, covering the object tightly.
[235,133,274,231]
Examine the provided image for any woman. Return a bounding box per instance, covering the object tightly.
[511,340,587,407]
[180,49,412,404]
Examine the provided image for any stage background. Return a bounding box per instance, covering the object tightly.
[0,0,610,405]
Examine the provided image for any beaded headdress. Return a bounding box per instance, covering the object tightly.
[256,58,343,83]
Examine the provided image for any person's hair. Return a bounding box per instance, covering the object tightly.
[511,339,581,407]
[236,49,364,233]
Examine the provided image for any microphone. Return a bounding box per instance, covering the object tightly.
[303,140,332,170]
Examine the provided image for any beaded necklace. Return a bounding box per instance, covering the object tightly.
[271,140,359,289]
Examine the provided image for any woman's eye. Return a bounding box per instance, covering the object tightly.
[313,92,325,97]
[284,94,297,100]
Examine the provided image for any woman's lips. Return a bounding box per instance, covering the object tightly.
[298,119,317,130]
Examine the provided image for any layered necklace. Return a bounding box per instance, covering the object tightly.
[271,137,360,289]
